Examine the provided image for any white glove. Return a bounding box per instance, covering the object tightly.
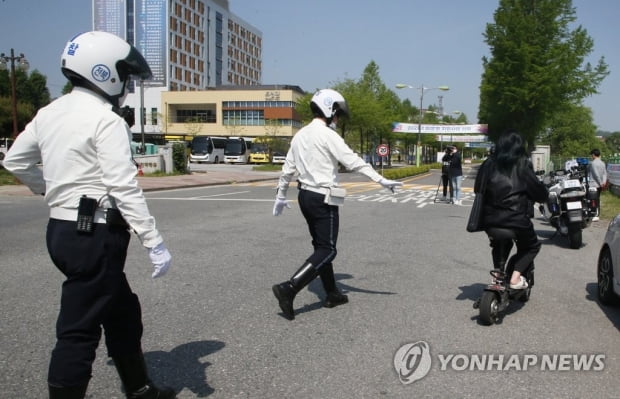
[148,243,172,278]
[379,178,404,193]
[273,196,291,216]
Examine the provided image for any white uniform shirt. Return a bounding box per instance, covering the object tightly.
[277,118,383,195]
[4,87,163,248]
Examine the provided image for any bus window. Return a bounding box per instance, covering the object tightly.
[224,138,252,164]
[189,136,226,164]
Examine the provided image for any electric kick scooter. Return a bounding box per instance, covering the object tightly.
[473,227,534,325]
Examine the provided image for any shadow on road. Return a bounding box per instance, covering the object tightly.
[585,282,620,333]
[307,273,397,298]
[279,273,398,319]
[108,340,225,397]
[457,282,528,325]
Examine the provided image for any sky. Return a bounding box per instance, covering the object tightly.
[0,0,618,132]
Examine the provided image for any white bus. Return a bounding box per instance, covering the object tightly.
[0,138,14,165]
[224,137,252,163]
[189,136,227,163]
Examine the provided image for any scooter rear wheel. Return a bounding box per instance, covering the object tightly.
[479,291,500,325]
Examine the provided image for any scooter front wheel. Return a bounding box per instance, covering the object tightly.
[479,291,500,325]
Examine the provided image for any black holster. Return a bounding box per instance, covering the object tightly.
[106,208,128,228]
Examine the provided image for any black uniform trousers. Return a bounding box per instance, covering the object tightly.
[45,219,143,387]
[298,189,339,280]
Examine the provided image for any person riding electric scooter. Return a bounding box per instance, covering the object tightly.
[473,130,548,325]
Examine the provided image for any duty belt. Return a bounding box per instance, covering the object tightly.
[298,183,330,195]
[50,207,128,227]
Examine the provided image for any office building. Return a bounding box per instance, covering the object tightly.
[161,85,304,140]
[92,0,263,133]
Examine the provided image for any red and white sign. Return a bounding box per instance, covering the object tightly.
[376,144,390,157]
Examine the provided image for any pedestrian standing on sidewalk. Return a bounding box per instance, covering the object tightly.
[588,148,607,221]
[3,31,175,399]
[449,146,463,204]
[271,89,403,320]
[441,147,452,202]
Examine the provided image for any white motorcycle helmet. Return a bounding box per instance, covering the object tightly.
[310,89,350,121]
[61,31,152,106]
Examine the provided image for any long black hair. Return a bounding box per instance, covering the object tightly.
[494,129,529,175]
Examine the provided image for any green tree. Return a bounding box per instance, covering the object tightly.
[22,70,51,110]
[602,132,620,157]
[479,0,608,148]
[294,92,313,124]
[335,61,401,164]
[0,68,51,137]
[541,103,599,157]
[62,81,73,95]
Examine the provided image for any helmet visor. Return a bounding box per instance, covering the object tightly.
[117,45,152,81]
[333,101,350,119]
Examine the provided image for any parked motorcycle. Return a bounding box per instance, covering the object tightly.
[539,159,597,249]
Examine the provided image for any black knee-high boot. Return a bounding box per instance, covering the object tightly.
[48,383,89,399]
[113,352,176,399]
[319,263,348,308]
[272,262,318,320]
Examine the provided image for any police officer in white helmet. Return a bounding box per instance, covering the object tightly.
[272,88,403,320]
[3,31,174,398]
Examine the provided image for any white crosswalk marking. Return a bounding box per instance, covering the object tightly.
[149,181,475,207]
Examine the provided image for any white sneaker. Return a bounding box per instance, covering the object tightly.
[592,216,600,222]
[509,276,528,290]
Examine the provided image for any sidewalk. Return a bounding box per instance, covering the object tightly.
[0,169,280,196]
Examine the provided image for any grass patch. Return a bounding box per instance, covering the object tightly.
[0,167,20,185]
[252,164,283,172]
[601,190,620,221]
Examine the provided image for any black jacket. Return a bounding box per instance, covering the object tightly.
[475,158,548,229]
[441,153,452,176]
[449,152,462,177]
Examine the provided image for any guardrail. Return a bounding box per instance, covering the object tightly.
[607,162,620,196]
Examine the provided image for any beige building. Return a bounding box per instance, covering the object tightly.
[161,85,305,140]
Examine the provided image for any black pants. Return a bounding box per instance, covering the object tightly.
[441,174,449,197]
[46,219,143,387]
[298,189,339,287]
[487,224,540,275]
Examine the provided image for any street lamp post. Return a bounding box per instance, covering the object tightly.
[0,49,29,138]
[396,83,449,167]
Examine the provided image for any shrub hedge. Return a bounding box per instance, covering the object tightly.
[380,162,440,180]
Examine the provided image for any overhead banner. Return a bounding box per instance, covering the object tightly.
[437,134,488,143]
[392,123,488,134]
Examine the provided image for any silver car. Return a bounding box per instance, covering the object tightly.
[597,214,620,304]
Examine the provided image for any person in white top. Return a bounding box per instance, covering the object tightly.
[3,31,174,399]
[588,148,608,221]
[271,89,403,320]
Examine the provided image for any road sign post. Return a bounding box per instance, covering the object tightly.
[376,144,390,174]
